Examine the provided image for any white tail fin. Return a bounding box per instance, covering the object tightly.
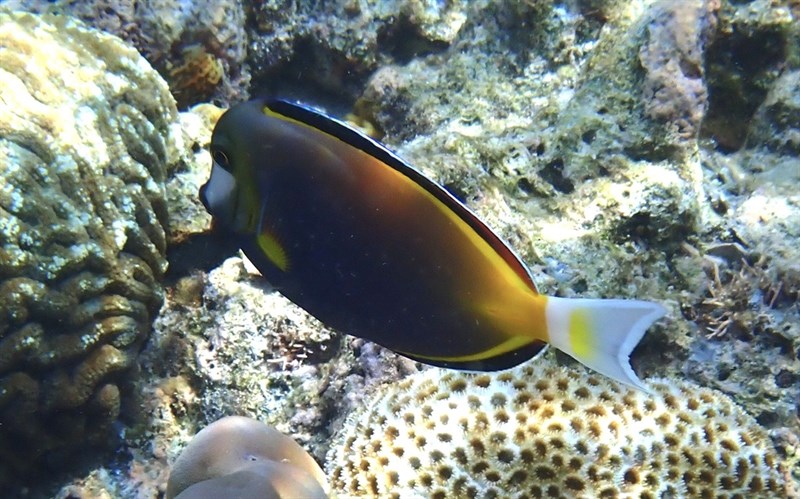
[545,296,667,391]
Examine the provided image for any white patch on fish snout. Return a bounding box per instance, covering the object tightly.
[203,162,237,220]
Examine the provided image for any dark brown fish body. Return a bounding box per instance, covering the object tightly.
[200,99,665,386]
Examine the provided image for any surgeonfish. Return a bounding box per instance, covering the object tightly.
[199,98,667,390]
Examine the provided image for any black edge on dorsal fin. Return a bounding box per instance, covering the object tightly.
[265,98,538,293]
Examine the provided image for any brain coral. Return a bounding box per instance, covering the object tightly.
[327,353,786,498]
[0,11,177,483]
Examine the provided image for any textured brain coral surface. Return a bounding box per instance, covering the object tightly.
[327,353,787,498]
[0,10,176,486]
[199,98,666,391]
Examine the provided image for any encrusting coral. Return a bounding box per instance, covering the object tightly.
[0,11,178,484]
[327,352,787,498]
[166,416,329,499]
[1,0,250,110]
[639,0,717,139]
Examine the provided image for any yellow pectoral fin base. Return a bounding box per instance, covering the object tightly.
[257,231,289,272]
[545,296,667,391]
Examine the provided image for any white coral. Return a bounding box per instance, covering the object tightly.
[327,352,786,498]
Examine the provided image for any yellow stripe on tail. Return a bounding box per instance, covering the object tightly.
[545,296,667,391]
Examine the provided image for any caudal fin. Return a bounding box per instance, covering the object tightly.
[545,296,667,391]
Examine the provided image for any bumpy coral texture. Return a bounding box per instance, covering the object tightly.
[639,0,718,139]
[0,12,176,482]
[166,416,328,499]
[2,0,249,109]
[327,355,786,498]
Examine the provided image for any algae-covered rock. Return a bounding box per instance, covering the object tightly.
[165,103,225,244]
[740,68,800,183]
[534,0,719,188]
[0,11,178,485]
[247,0,469,104]
[150,256,349,454]
[701,0,795,151]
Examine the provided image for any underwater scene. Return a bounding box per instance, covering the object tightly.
[0,0,798,498]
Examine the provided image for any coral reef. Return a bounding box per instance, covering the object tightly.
[246,0,469,104]
[166,416,328,499]
[327,352,787,498]
[164,103,224,244]
[741,68,800,180]
[701,0,794,151]
[639,0,717,139]
[146,255,390,456]
[5,0,792,496]
[2,0,250,109]
[0,11,178,486]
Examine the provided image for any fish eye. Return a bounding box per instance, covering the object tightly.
[211,148,231,170]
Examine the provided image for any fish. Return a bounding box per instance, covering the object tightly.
[199,98,667,390]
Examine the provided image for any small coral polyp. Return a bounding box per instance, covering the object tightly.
[327,353,786,498]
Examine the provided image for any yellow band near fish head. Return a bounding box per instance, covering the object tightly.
[257,231,290,272]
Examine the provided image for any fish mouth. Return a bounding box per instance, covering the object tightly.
[199,161,239,224]
[199,182,211,212]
